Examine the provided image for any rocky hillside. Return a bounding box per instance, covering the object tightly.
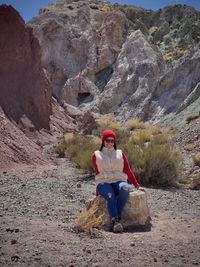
[28,0,200,122]
[0,107,53,172]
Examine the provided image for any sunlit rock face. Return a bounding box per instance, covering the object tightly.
[28,0,200,123]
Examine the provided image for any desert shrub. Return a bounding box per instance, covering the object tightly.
[163,51,173,62]
[120,142,145,179]
[148,124,162,135]
[185,143,195,151]
[151,133,169,145]
[140,144,181,186]
[65,134,100,172]
[121,141,181,186]
[130,129,152,144]
[167,126,178,136]
[89,3,99,10]
[125,118,146,131]
[101,4,111,12]
[53,138,66,157]
[73,202,102,233]
[192,152,200,167]
[92,114,121,137]
[186,113,199,123]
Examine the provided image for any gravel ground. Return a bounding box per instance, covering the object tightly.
[0,155,200,267]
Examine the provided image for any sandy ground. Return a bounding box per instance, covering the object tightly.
[0,155,200,267]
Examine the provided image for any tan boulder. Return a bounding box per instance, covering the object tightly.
[74,191,151,232]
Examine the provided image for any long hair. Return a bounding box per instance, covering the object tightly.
[99,141,117,151]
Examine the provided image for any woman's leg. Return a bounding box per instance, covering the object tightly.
[96,183,118,219]
[112,181,129,218]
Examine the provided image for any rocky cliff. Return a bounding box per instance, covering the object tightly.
[28,0,200,123]
[0,5,52,130]
[0,5,78,171]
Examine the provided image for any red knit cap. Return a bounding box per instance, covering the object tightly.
[101,129,116,141]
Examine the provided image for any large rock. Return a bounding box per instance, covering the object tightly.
[98,29,164,120]
[0,5,52,130]
[76,191,151,231]
[28,3,126,98]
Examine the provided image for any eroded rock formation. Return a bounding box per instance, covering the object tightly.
[28,0,200,123]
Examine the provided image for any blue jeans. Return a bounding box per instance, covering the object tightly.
[97,181,129,219]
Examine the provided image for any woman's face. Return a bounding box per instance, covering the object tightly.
[104,137,115,149]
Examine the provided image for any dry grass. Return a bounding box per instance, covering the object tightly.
[130,129,152,144]
[121,141,181,186]
[89,3,99,10]
[186,113,200,124]
[148,124,162,135]
[92,114,120,137]
[167,127,178,136]
[66,135,99,172]
[151,133,169,145]
[125,118,146,131]
[101,4,111,12]
[185,143,195,151]
[73,202,102,233]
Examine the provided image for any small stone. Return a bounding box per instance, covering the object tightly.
[154,257,157,262]
[11,255,20,262]
[192,261,199,265]
[130,242,135,246]
[77,183,82,188]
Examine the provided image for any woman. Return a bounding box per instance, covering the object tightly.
[92,129,145,233]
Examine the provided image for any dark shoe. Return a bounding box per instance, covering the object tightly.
[113,221,123,233]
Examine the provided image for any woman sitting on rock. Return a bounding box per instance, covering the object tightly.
[92,129,145,233]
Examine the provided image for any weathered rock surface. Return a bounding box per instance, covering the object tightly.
[84,191,151,230]
[28,1,200,123]
[151,43,200,122]
[29,2,125,99]
[98,30,164,120]
[0,5,52,130]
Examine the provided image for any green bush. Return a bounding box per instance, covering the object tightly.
[63,134,100,172]
[122,142,181,187]
[141,144,181,186]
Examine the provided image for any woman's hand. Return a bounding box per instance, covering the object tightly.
[136,185,145,192]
